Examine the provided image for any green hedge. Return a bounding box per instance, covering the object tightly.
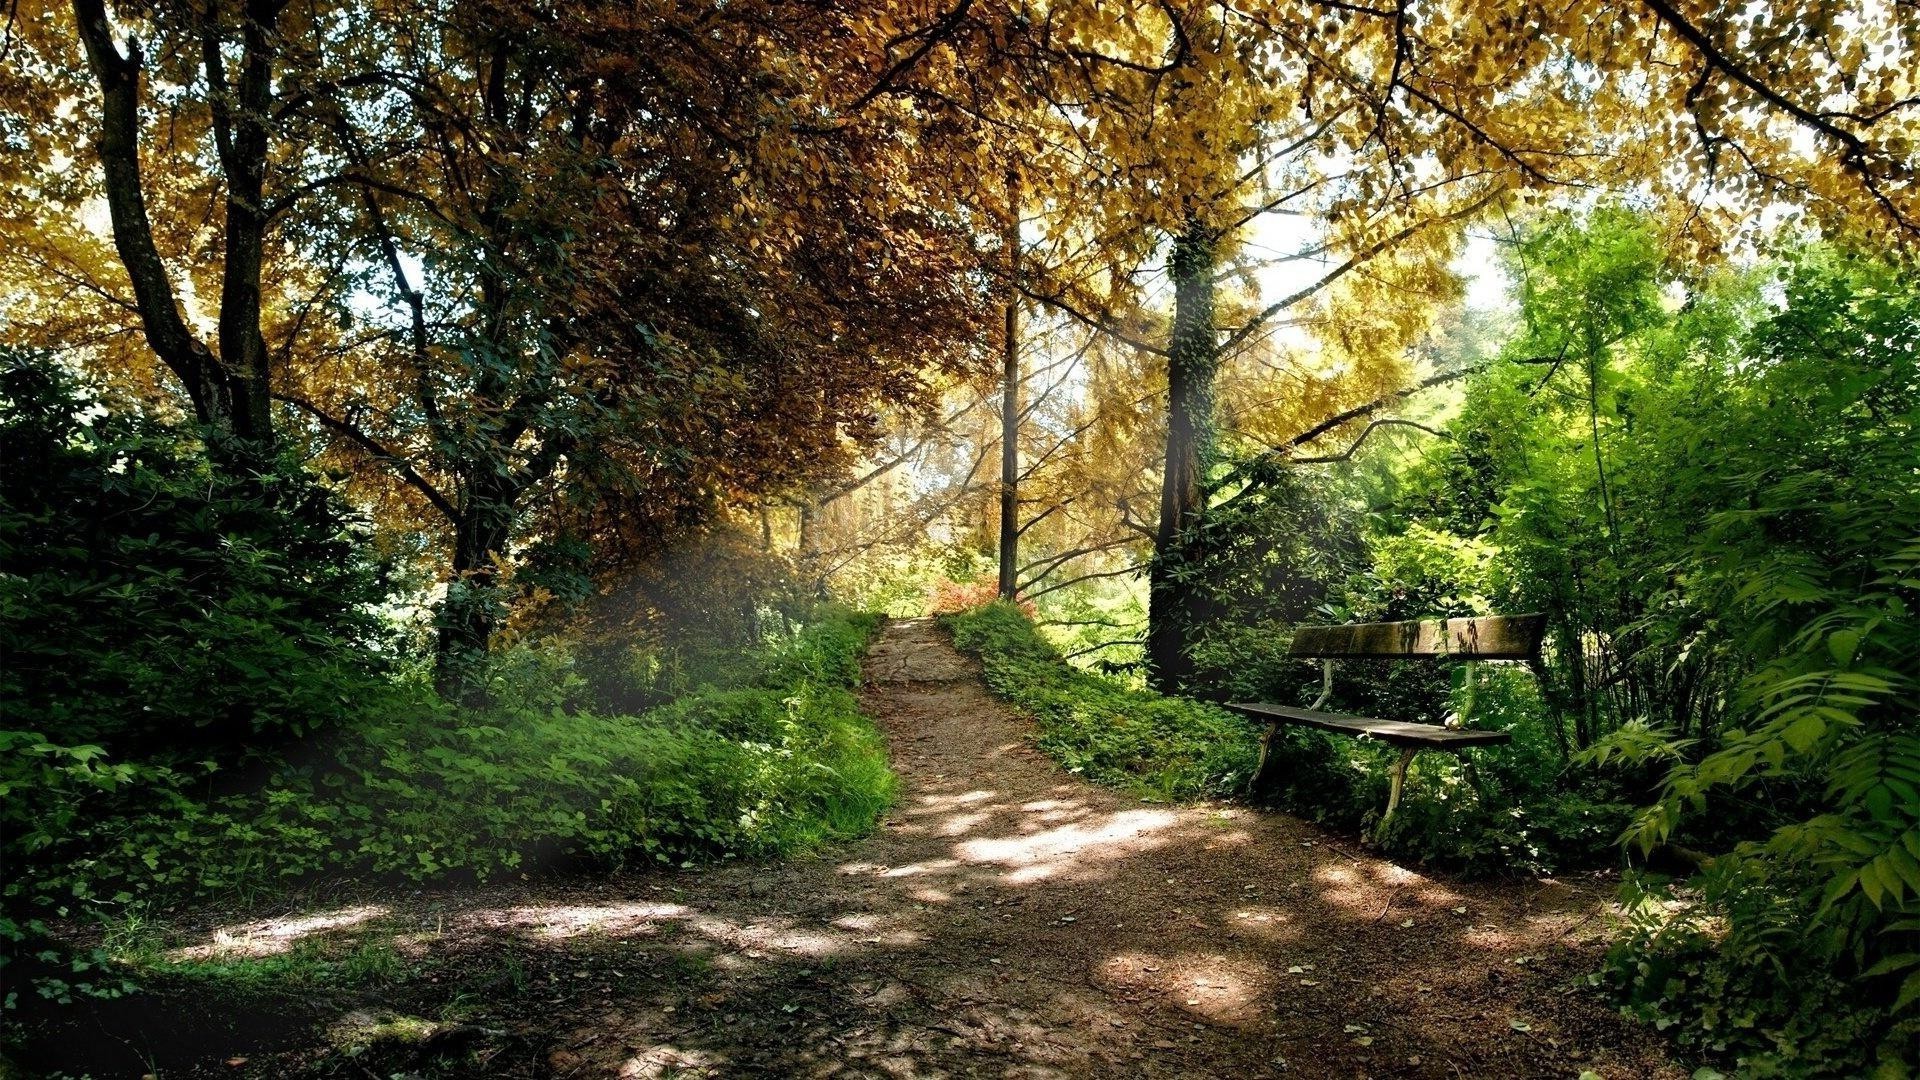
[941,602,1258,800]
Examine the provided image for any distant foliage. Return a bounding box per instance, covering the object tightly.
[943,602,1255,800]
[930,574,1036,618]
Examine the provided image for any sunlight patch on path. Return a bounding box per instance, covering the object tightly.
[168,904,390,960]
[955,807,1181,884]
[1096,950,1276,1027]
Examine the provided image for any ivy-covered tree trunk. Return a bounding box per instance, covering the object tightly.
[1146,223,1219,692]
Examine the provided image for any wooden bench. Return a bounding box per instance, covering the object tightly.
[1225,614,1547,832]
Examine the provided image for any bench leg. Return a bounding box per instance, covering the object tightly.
[1380,747,1418,834]
[1250,722,1279,792]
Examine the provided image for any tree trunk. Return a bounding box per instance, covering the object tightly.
[1146,223,1219,692]
[72,0,280,454]
[434,472,516,699]
[210,0,281,446]
[997,175,1021,600]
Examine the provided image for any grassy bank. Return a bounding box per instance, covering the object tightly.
[940,602,1259,801]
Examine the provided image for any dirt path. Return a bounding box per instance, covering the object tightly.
[46,619,1682,1078]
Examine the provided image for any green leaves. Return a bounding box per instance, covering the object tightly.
[3,605,894,1008]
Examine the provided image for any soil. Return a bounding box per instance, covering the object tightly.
[10,618,1684,1079]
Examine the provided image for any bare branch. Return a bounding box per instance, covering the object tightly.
[1288,417,1448,464]
[1062,637,1146,660]
[276,393,460,524]
[1022,562,1144,601]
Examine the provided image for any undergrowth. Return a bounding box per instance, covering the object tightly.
[945,602,1630,875]
[942,602,1257,800]
[4,608,894,1007]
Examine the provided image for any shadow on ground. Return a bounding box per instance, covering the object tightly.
[18,619,1680,1079]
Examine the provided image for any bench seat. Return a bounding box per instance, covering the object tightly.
[1225,703,1512,749]
[1230,613,1545,836]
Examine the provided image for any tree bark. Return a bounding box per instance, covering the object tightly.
[208,0,283,444]
[433,470,515,699]
[72,0,280,452]
[997,173,1021,600]
[1146,223,1219,691]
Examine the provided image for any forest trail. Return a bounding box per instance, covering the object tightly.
[520,618,1677,1078]
[113,618,1682,1079]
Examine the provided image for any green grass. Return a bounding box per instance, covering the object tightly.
[94,908,410,997]
[941,602,1260,801]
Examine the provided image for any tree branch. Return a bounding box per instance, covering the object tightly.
[275,393,460,524]
[1279,363,1483,451]
[70,0,223,420]
[1017,282,1169,358]
[1216,187,1502,359]
[1287,417,1447,464]
[1063,638,1146,661]
[1022,561,1144,601]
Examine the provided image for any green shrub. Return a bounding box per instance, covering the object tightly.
[943,602,1258,800]
[28,610,891,903]
[1245,664,1634,875]
[0,351,395,761]
[0,350,396,1001]
[1598,867,1919,1078]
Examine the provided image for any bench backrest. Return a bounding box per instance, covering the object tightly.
[1288,614,1546,661]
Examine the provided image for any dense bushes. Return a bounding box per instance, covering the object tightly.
[963,598,1629,871]
[1577,249,1920,1076]
[0,351,394,760]
[943,602,1257,800]
[1344,230,1920,1074]
[1,351,401,997]
[11,610,892,916]
[0,354,898,1006]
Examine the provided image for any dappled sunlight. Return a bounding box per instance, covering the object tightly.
[480,902,688,940]
[1413,885,1470,910]
[1096,950,1275,1027]
[137,622,1654,1077]
[445,898,926,960]
[936,810,993,836]
[608,1044,723,1079]
[909,789,998,812]
[1221,905,1300,943]
[879,858,964,879]
[167,903,390,961]
[1310,863,1385,916]
[955,807,1181,884]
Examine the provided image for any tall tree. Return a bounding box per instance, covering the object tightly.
[63,0,293,453]
[998,173,1023,600]
[870,0,1919,688]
